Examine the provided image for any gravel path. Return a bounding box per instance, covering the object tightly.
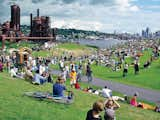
[51,70,160,104]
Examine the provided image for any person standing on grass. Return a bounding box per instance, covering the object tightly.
[86,100,104,120]
[134,61,139,75]
[69,69,77,88]
[76,64,82,82]
[86,63,93,83]
[123,62,128,77]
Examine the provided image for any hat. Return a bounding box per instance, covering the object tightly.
[134,92,139,96]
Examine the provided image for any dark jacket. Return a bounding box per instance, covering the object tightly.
[86,109,102,120]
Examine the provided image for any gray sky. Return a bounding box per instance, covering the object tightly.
[0,0,160,33]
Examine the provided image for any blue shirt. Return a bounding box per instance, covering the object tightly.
[53,83,66,97]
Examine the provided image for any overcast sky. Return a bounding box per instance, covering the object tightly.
[0,0,160,33]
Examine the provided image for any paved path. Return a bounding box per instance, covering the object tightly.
[51,70,160,104]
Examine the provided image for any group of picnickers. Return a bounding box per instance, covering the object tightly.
[58,59,93,88]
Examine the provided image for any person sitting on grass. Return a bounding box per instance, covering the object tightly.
[104,98,120,120]
[10,66,22,78]
[101,86,112,98]
[86,100,104,120]
[47,73,53,83]
[24,66,34,82]
[75,81,81,89]
[130,93,159,112]
[32,70,48,85]
[53,76,66,97]
[130,93,138,107]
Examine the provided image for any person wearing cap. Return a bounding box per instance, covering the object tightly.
[53,76,66,97]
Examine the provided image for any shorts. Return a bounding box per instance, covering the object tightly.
[70,80,76,85]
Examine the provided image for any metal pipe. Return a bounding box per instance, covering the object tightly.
[37,8,39,17]
[30,13,33,36]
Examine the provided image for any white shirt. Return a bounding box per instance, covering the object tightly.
[32,59,36,66]
[65,65,69,72]
[102,88,112,98]
[39,65,45,75]
[124,64,128,69]
[10,68,17,77]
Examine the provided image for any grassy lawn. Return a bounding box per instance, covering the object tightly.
[58,43,87,50]
[50,48,160,91]
[1,41,37,49]
[0,72,160,120]
[92,50,160,91]
[1,41,160,119]
[32,50,52,57]
[32,43,96,57]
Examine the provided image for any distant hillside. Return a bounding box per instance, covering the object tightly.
[20,25,115,38]
[56,28,105,36]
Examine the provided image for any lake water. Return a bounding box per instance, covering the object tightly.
[77,38,125,49]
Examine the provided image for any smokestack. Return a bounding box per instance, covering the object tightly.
[30,13,33,36]
[37,8,39,17]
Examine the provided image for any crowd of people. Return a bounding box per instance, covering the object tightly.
[0,39,160,120]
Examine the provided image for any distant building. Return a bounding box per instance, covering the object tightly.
[30,9,55,41]
[142,27,152,39]
[142,30,145,38]
[10,5,20,31]
[146,27,150,38]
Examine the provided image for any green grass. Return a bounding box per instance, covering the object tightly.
[58,43,87,50]
[50,48,160,91]
[0,72,160,120]
[49,50,160,91]
[1,42,160,119]
[32,50,52,57]
[1,41,37,49]
[31,43,96,57]
[91,50,160,91]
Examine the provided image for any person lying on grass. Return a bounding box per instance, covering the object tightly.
[130,93,159,112]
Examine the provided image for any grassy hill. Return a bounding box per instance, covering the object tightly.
[0,72,160,120]
[32,43,96,57]
[92,50,160,91]
[50,44,160,91]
